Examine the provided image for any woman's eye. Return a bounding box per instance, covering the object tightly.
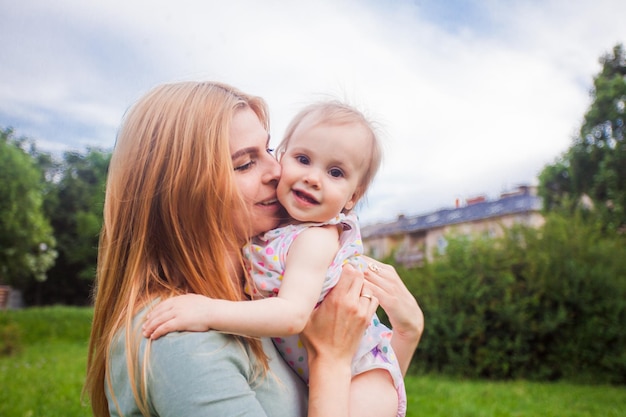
[329,168,344,178]
[234,160,255,171]
[266,148,274,155]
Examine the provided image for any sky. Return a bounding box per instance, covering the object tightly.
[2,0,625,225]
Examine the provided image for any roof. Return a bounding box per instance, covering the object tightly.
[362,193,543,238]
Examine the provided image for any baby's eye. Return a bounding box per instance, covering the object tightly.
[329,168,344,178]
[296,155,310,165]
[267,148,275,155]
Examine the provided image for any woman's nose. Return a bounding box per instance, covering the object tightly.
[263,154,281,184]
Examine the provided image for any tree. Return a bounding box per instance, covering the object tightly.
[26,148,110,305]
[539,43,626,231]
[0,128,57,290]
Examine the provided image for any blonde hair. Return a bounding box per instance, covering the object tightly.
[277,100,383,205]
[84,81,269,417]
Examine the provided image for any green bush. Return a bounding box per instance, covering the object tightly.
[403,213,626,384]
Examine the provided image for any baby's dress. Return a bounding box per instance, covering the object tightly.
[244,212,406,417]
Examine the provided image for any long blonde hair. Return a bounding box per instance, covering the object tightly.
[84,81,269,417]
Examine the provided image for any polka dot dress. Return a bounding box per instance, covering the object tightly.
[243,213,406,416]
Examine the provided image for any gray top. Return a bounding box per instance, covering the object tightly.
[106,312,308,417]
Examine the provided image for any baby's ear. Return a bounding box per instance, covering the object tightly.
[343,188,362,212]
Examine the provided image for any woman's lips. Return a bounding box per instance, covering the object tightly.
[258,197,278,207]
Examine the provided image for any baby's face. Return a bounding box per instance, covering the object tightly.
[277,121,370,223]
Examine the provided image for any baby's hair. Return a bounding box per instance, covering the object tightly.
[277,100,383,205]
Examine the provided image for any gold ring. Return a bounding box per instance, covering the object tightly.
[360,294,373,300]
[368,262,381,273]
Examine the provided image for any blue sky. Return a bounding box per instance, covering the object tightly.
[2,0,625,224]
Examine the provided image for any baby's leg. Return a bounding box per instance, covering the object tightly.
[349,369,398,417]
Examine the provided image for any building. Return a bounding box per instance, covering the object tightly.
[361,185,544,267]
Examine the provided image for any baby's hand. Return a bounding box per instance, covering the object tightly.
[142,294,215,340]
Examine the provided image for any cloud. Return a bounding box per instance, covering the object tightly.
[1,0,625,224]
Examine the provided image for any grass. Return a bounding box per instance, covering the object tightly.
[405,375,626,417]
[1,342,90,417]
[0,306,92,417]
[1,306,625,417]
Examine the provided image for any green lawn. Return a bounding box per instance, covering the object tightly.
[406,375,625,417]
[1,307,625,417]
[1,342,90,417]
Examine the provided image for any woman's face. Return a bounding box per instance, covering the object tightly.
[230,106,283,238]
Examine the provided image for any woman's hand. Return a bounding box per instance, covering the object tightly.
[301,264,378,362]
[362,256,424,375]
[300,264,379,417]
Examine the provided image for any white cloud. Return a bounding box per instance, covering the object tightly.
[1,0,625,224]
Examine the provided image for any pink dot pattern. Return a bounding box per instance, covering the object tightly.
[243,213,406,416]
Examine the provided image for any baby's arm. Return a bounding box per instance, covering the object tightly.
[143,225,340,339]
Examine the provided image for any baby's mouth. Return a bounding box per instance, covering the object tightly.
[294,189,318,204]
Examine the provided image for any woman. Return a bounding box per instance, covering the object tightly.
[83,81,423,417]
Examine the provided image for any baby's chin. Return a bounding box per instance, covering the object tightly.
[288,212,335,224]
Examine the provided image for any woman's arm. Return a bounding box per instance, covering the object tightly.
[143,226,339,339]
[301,264,379,417]
[362,256,424,375]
